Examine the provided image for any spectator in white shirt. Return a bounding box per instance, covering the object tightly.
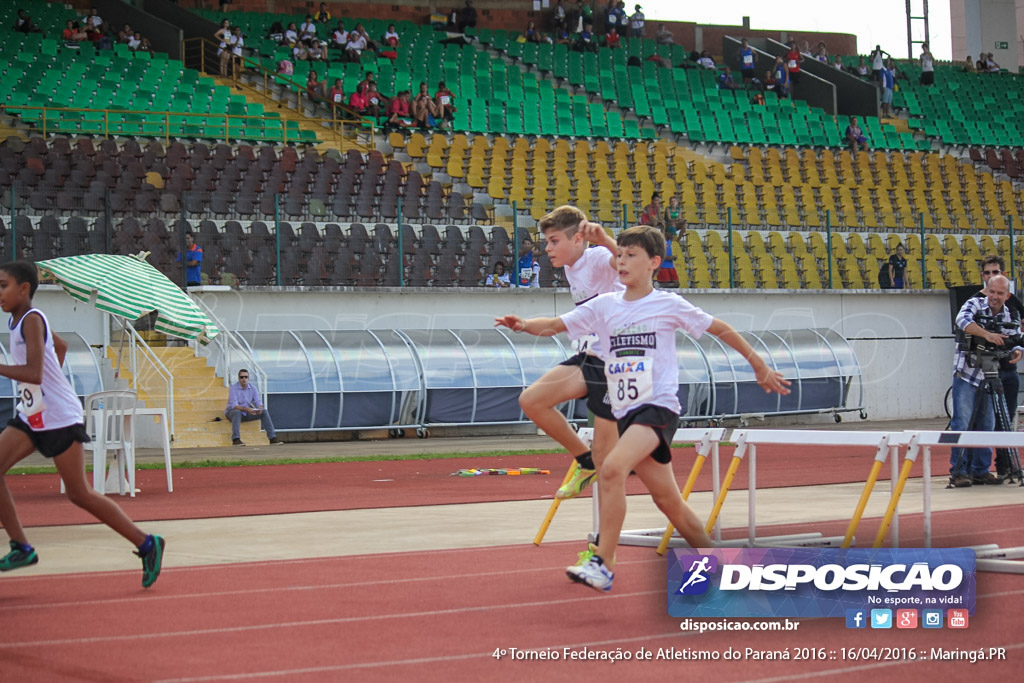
[299,16,318,41]
[284,23,299,46]
[346,31,367,62]
[332,22,348,48]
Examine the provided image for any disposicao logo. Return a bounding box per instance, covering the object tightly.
[667,548,976,619]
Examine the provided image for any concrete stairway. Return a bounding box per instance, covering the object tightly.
[109,344,268,449]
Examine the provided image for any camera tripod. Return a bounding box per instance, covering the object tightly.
[950,355,1024,487]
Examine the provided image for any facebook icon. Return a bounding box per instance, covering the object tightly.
[845,609,867,629]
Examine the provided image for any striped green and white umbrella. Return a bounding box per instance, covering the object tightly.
[37,253,220,345]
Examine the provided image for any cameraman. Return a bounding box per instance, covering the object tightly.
[949,274,1020,487]
[972,256,1024,416]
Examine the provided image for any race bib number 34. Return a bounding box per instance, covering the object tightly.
[605,358,654,413]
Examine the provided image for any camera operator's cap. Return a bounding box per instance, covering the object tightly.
[635,4,642,9]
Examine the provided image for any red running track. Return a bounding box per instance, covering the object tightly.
[7,446,955,527]
[0,513,1020,683]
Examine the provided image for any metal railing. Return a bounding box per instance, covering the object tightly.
[181,37,375,151]
[118,319,175,438]
[189,293,269,409]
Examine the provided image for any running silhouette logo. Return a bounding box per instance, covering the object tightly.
[676,555,718,595]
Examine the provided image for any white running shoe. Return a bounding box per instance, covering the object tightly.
[566,555,614,592]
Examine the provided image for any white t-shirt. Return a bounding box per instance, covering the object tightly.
[563,245,624,355]
[232,36,244,56]
[332,29,348,45]
[88,15,103,29]
[285,29,298,44]
[561,290,713,418]
[871,51,884,70]
[921,52,934,72]
[9,309,83,430]
[128,36,141,50]
[300,22,317,38]
[346,35,367,52]
[384,30,399,43]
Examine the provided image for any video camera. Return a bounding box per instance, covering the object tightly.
[966,312,1024,368]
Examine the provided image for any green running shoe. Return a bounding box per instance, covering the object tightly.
[136,535,165,588]
[0,540,38,571]
[556,467,597,499]
[573,543,599,567]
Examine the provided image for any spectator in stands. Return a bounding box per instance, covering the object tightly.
[579,1,595,31]
[919,42,935,86]
[14,9,44,35]
[86,8,103,31]
[486,262,511,288]
[985,53,1001,72]
[435,82,457,127]
[604,27,621,49]
[284,22,299,46]
[887,243,907,289]
[357,72,376,96]
[718,66,741,90]
[830,54,844,71]
[217,18,233,45]
[784,40,802,92]
[656,23,673,45]
[219,26,239,76]
[697,50,716,69]
[458,0,478,33]
[138,36,153,56]
[328,78,345,106]
[364,83,385,120]
[386,91,414,128]
[738,38,755,82]
[345,25,368,62]
[854,56,868,77]
[299,15,318,42]
[553,0,567,33]
[292,39,311,62]
[640,192,664,230]
[772,56,790,98]
[347,85,368,114]
[815,42,829,63]
[555,27,572,45]
[629,5,645,38]
[219,0,232,12]
[524,20,541,44]
[117,23,133,44]
[879,62,895,117]
[178,232,203,288]
[62,20,87,45]
[963,55,976,73]
[383,23,400,46]
[611,2,628,36]
[328,23,346,51]
[307,37,329,62]
[604,0,618,34]
[658,200,683,288]
[306,70,328,103]
[412,82,437,128]
[870,44,888,81]
[314,2,332,24]
[517,237,540,288]
[225,369,281,447]
[127,31,142,51]
[845,115,869,152]
[574,26,597,52]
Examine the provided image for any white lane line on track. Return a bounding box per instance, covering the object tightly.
[151,631,691,682]
[0,557,660,612]
[0,589,664,649]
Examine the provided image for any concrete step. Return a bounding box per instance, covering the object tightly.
[174,419,270,449]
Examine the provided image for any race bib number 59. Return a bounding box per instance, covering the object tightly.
[17,382,46,429]
[605,358,654,413]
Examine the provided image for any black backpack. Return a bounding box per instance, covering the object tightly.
[877,260,892,289]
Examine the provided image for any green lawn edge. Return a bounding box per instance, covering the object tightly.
[7,443,702,475]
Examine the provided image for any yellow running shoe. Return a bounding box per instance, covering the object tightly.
[556,467,596,499]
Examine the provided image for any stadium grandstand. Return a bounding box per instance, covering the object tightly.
[0,0,1022,440]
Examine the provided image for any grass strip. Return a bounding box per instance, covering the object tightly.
[7,442,702,476]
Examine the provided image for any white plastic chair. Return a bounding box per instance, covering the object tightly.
[62,390,139,497]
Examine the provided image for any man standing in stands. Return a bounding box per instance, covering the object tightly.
[629,5,645,38]
[178,231,203,288]
[879,62,895,117]
[517,237,540,288]
[784,40,802,93]
[459,0,478,33]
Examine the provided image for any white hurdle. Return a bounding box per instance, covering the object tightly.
[902,430,1024,574]
[576,427,727,549]
[714,429,912,549]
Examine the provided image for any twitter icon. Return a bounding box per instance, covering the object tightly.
[870,609,893,629]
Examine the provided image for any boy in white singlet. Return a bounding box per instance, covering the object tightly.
[497,226,791,592]
[0,261,165,587]
[519,207,622,509]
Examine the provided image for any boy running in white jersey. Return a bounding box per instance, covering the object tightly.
[497,226,790,592]
[0,261,165,587]
[519,207,622,510]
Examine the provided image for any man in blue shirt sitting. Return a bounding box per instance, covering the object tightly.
[225,369,281,446]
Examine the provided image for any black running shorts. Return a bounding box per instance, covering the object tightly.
[7,417,90,459]
[558,352,615,420]
[616,404,680,464]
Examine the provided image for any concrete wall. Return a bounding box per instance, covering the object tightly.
[35,286,109,345]
[192,287,956,422]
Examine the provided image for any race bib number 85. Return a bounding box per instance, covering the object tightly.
[605,358,654,413]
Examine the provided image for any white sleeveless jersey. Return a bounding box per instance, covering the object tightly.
[9,308,83,430]
[563,246,624,355]
[561,290,713,418]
